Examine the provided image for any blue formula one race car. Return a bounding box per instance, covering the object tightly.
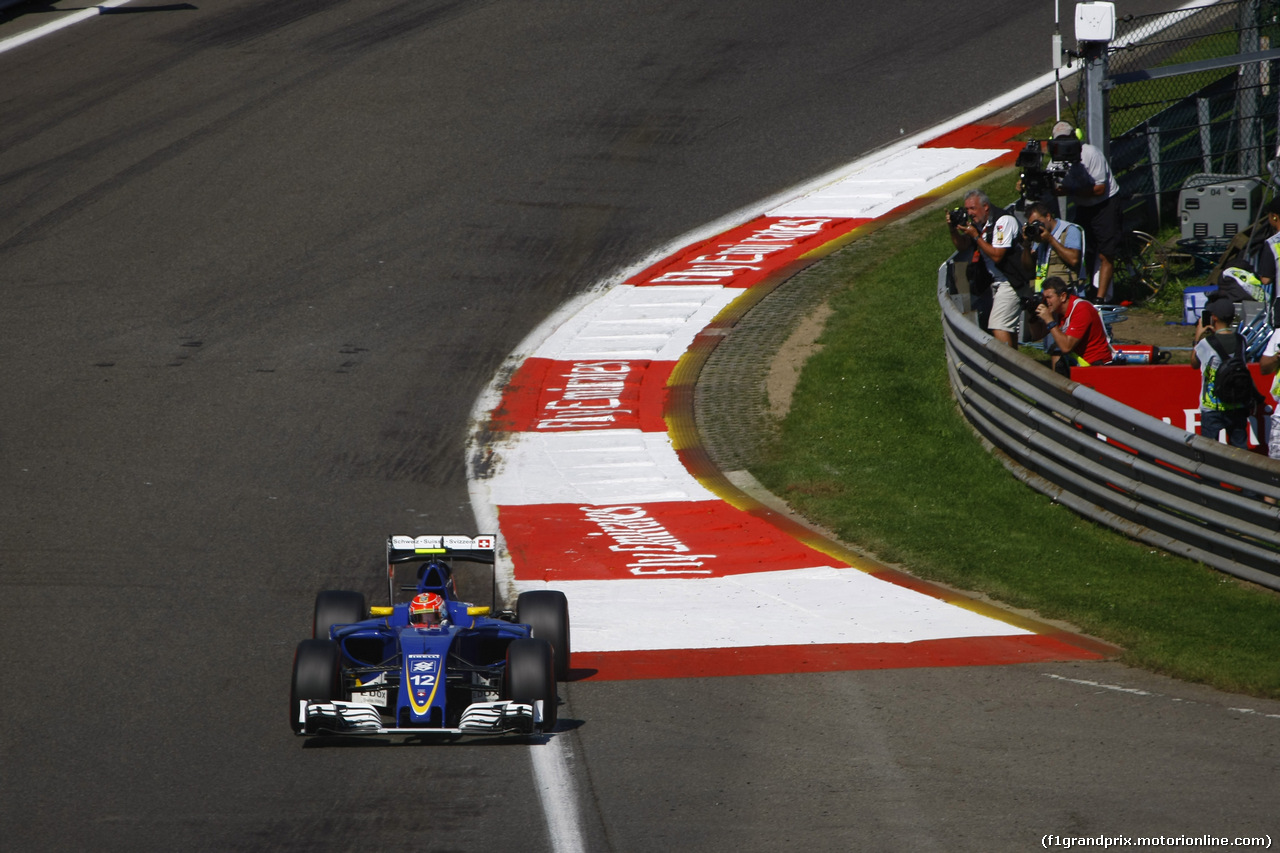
[290,534,570,738]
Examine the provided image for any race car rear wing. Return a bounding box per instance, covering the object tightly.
[386,535,496,565]
[385,535,497,605]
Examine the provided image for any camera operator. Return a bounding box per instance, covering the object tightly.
[1020,201,1083,292]
[947,189,1028,348]
[1050,121,1121,303]
[1033,276,1114,372]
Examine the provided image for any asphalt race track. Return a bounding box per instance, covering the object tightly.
[1,1,1277,851]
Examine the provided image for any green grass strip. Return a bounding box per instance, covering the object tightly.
[751,173,1280,698]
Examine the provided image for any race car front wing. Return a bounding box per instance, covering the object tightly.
[296,699,544,736]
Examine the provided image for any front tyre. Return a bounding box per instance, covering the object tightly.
[505,638,558,731]
[516,590,570,681]
[290,639,340,734]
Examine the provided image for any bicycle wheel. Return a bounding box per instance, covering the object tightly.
[1110,230,1166,303]
[1160,245,1197,285]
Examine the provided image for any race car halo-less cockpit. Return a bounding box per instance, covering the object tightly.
[290,535,569,738]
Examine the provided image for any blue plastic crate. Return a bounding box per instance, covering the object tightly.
[1182,285,1216,325]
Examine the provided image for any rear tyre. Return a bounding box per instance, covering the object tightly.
[290,639,340,733]
[505,638,558,731]
[516,590,570,681]
[313,590,366,639]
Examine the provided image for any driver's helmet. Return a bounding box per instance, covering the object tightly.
[409,592,446,626]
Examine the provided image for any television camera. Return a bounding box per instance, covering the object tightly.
[1017,136,1084,204]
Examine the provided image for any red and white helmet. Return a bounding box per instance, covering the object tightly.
[409,592,445,626]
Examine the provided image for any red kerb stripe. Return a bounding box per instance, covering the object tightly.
[568,634,1110,681]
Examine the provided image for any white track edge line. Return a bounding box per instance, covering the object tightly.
[530,737,586,853]
[0,0,135,56]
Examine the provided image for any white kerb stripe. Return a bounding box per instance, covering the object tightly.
[483,429,716,507]
[0,0,136,55]
[770,146,1010,219]
[531,285,740,361]
[518,566,1031,653]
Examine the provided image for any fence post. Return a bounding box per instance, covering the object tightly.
[1084,40,1111,157]
[1147,126,1163,231]
[1198,97,1213,173]
[1237,0,1262,175]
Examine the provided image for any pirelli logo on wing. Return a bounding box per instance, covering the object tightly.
[581,505,716,575]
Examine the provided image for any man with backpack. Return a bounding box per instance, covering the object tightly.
[1192,298,1259,448]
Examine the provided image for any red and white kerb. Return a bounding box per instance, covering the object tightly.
[472,126,1111,680]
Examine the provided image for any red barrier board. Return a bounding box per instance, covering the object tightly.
[1073,364,1273,448]
[1072,364,1201,425]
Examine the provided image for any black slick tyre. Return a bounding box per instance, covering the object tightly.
[290,639,340,734]
[516,590,570,681]
[313,590,366,640]
[505,638,558,731]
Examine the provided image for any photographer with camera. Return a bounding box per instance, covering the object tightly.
[947,189,1028,348]
[1020,201,1083,292]
[1051,121,1121,303]
[1033,276,1113,373]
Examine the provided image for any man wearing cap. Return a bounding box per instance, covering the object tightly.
[1192,297,1251,447]
[1051,120,1122,303]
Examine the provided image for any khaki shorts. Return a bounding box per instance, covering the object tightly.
[988,282,1022,334]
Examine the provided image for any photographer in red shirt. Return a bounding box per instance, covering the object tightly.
[1033,277,1114,372]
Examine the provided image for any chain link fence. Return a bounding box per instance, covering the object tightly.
[1066,1,1280,232]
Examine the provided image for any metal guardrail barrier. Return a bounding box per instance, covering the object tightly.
[938,259,1280,592]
